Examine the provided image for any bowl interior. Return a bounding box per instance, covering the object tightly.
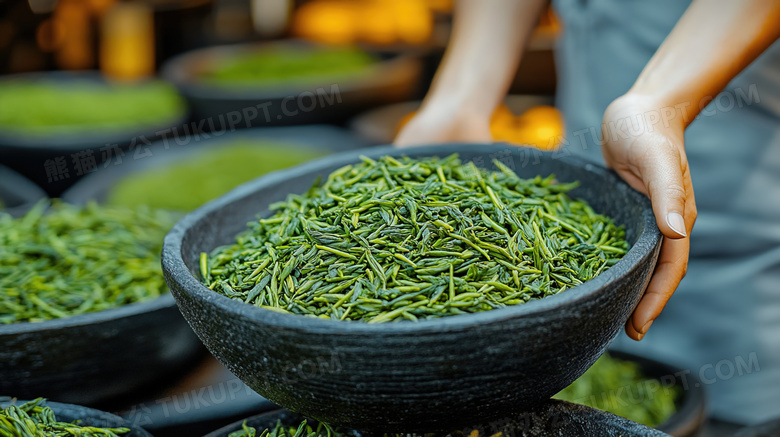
[177,144,655,293]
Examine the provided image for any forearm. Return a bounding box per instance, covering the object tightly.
[629,0,780,126]
[423,0,546,115]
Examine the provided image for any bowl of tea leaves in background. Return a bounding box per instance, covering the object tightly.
[162,144,661,432]
[0,71,188,196]
[0,164,46,217]
[160,40,421,129]
[556,351,707,437]
[0,201,202,405]
[62,125,370,211]
[202,403,670,437]
[0,398,152,437]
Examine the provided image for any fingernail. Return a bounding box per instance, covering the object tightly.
[640,319,654,334]
[666,212,687,237]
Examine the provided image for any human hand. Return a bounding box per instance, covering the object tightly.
[394,102,492,148]
[601,93,697,341]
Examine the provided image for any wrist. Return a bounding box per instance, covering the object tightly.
[619,90,689,131]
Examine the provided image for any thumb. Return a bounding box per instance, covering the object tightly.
[636,138,688,239]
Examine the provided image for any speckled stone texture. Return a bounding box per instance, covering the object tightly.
[0,295,203,405]
[204,402,670,437]
[163,144,662,433]
[0,400,153,437]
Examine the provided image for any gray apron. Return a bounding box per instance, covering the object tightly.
[553,0,780,424]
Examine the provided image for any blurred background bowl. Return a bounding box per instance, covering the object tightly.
[0,71,188,196]
[0,291,203,406]
[0,163,46,217]
[160,40,422,129]
[0,398,153,437]
[162,144,662,433]
[62,125,371,209]
[202,402,670,437]
[606,351,708,437]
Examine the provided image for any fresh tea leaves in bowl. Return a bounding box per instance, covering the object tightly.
[0,201,176,324]
[554,353,679,428]
[202,46,375,85]
[0,398,129,436]
[0,78,183,133]
[108,142,326,212]
[203,154,629,322]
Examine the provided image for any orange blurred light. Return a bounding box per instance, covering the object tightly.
[36,18,65,52]
[399,104,564,150]
[100,2,155,80]
[54,0,93,70]
[292,0,433,45]
[291,1,357,45]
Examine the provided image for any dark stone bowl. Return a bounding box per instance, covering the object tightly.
[162,144,662,433]
[0,202,203,406]
[0,71,188,196]
[0,163,46,217]
[0,399,153,437]
[61,125,371,206]
[607,351,708,437]
[203,403,670,437]
[0,294,203,406]
[160,40,421,129]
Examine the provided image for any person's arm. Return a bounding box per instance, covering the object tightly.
[395,0,547,147]
[603,0,780,340]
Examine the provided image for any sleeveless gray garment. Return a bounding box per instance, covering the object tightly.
[552,0,780,424]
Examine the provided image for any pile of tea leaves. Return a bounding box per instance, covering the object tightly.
[202,46,374,85]
[203,154,628,322]
[108,142,326,212]
[0,398,129,436]
[0,79,183,132]
[0,201,176,324]
[229,419,340,437]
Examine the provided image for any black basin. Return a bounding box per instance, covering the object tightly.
[160,40,421,129]
[0,294,203,406]
[0,202,203,405]
[162,144,662,433]
[603,351,708,437]
[0,71,188,196]
[203,403,670,437]
[0,163,46,216]
[0,399,153,437]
